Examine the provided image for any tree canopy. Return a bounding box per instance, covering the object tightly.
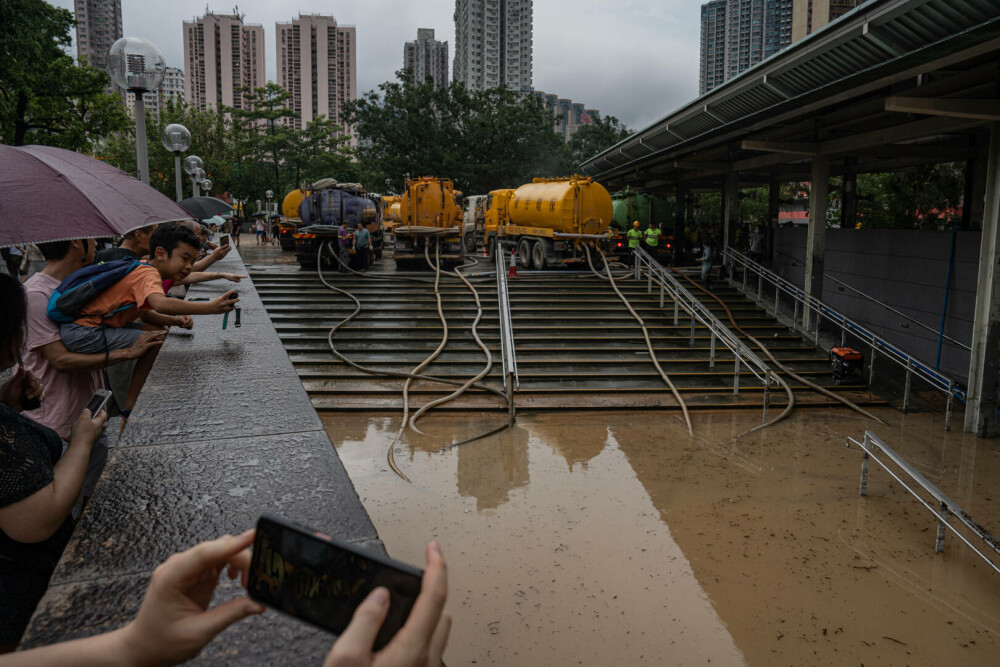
[0,0,125,149]
[567,115,632,166]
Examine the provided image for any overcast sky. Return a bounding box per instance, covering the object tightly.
[51,0,702,131]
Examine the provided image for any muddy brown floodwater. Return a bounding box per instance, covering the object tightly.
[323,407,1000,666]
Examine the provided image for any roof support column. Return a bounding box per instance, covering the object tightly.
[675,182,689,254]
[724,170,739,250]
[841,162,858,229]
[768,181,780,262]
[963,137,988,229]
[803,156,830,330]
[964,123,1000,436]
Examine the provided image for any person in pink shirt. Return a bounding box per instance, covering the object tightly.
[20,239,165,507]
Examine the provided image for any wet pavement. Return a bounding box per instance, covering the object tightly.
[254,244,1000,665]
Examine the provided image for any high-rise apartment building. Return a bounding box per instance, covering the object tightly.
[124,67,184,119]
[792,0,864,42]
[276,14,357,133]
[453,0,533,92]
[183,12,265,111]
[699,0,793,94]
[73,0,123,72]
[532,91,599,140]
[404,29,449,89]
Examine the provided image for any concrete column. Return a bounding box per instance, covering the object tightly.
[841,168,858,229]
[675,182,688,256]
[723,171,739,250]
[768,181,780,262]
[964,122,1000,436]
[964,138,988,229]
[803,156,830,330]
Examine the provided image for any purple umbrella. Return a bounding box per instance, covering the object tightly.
[0,144,193,247]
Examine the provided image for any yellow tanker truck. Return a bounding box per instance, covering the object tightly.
[388,176,464,269]
[277,188,307,251]
[483,176,614,270]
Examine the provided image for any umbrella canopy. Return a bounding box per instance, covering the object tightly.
[178,196,235,220]
[0,144,193,247]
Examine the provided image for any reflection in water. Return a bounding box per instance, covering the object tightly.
[529,416,610,471]
[456,425,529,511]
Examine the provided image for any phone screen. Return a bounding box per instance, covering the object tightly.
[220,234,231,246]
[85,389,112,415]
[249,515,423,650]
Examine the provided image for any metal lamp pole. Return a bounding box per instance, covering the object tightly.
[108,38,165,185]
[162,124,191,202]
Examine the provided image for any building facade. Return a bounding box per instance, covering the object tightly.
[404,28,449,89]
[453,0,533,92]
[792,0,864,42]
[124,67,184,119]
[532,91,599,141]
[699,0,793,95]
[276,14,357,133]
[183,12,265,111]
[73,0,123,72]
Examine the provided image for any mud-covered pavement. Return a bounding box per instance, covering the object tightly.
[323,408,1000,665]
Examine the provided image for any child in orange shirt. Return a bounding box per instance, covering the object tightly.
[60,223,239,419]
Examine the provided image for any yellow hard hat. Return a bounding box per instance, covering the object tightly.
[633,221,640,227]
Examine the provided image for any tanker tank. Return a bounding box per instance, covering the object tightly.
[293,180,383,270]
[508,177,612,236]
[390,177,465,269]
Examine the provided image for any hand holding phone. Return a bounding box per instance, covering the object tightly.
[248,515,442,653]
[84,389,113,416]
[210,291,239,314]
[219,234,231,247]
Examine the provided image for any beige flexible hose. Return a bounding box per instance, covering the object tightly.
[585,246,694,436]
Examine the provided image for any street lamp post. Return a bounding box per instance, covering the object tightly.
[201,179,213,194]
[192,169,205,197]
[162,123,191,202]
[183,156,204,198]
[108,38,165,185]
[266,189,274,215]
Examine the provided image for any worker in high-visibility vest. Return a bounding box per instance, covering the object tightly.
[643,221,661,260]
[626,221,643,267]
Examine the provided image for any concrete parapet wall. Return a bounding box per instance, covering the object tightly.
[20,250,383,663]
[772,227,979,382]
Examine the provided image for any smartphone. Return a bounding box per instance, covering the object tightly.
[84,389,112,416]
[248,515,423,650]
[219,234,231,246]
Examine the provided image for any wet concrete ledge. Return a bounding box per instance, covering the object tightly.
[20,249,383,663]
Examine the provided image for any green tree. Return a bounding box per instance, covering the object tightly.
[856,163,965,230]
[346,71,573,195]
[285,115,355,190]
[231,84,298,200]
[0,0,126,149]
[567,115,633,165]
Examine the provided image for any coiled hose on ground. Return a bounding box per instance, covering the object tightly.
[584,245,694,436]
[670,266,886,426]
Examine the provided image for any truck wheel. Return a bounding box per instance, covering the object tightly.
[531,241,545,270]
[518,238,532,268]
[486,236,496,262]
[464,232,477,254]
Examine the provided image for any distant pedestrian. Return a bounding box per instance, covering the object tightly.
[255,220,265,245]
[337,222,351,272]
[626,221,643,267]
[643,222,661,259]
[749,224,764,264]
[231,219,241,248]
[355,224,372,270]
[700,241,714,289]
[270,219,279,246]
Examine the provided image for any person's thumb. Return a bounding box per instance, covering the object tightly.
[327,588,389,662]
[190,596,265,641]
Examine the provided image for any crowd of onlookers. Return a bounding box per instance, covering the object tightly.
[0,222,449,665]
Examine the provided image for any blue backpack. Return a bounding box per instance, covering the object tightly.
[47,259,144,323]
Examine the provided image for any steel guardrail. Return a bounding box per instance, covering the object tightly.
[724,248,965,425]
[633,250,778,396]
[847,430,1000,575]
[495,246,519,416]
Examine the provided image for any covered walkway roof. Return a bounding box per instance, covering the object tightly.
[580,0,1000,193]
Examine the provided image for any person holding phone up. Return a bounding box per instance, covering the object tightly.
[0,273,109,652]
[0,532,450,666]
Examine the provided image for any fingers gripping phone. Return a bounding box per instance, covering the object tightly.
[219,234,231,247]
[85,389,112,416]
[248,515,423,650]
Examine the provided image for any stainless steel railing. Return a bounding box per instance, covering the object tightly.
[724,247,965,427]
[496,246,519,420]
[847,430,1000,575]
[633,250,779,420]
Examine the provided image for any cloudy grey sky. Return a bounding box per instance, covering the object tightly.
[51,0,702,131]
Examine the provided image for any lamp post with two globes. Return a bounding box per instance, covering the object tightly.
[107,37,165,185]
[184,156,204,198]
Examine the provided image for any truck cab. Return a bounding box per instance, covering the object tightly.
[483,189,515,260]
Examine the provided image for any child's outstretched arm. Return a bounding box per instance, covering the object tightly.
[147,291,239,316]
[175,271,245,286]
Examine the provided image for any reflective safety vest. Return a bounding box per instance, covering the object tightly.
[644,227,661,246]
[626,228,643,249]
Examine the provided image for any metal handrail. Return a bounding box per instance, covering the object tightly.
[847,431,1000,575]
[496,247,519,418]
[723,248,965,422]
[633,250,778,394]
[823,273,971,352]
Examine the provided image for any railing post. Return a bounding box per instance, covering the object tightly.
[673,300,679,326]
[660,285,664,308]
[690,313,696,346]
[634,253,640,280]
[869,347,876,385]
[935,501,948,553]
[762,369,771,423]
[814,311,823,347]
[709,322,716,369]
[733,355,740,396]
[793,298,800,334]
[742,262,748,292]
[774,283,780,316]
[841,326,847,348]
[647,267,652,293]
[903,359,913,412]
[757,270,763,301]
[859,452,869,496]
[945,382,954,431]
